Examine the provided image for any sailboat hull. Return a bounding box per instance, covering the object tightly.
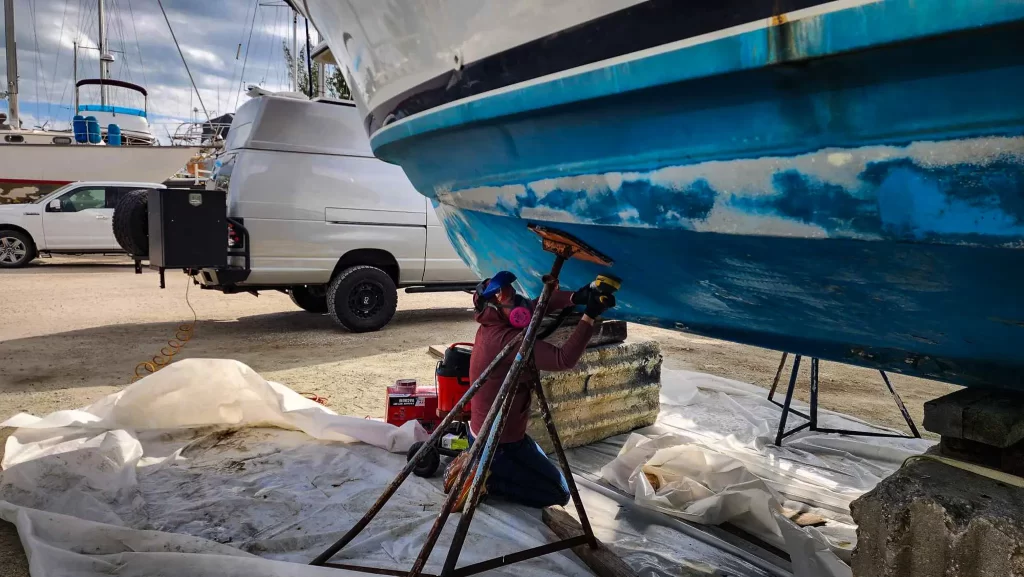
[305,0,1024,388]
[0,144,199,203]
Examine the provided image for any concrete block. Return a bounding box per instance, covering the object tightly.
[850,458,1024,577]
[528,340,662,453]
[924,389,1024,448]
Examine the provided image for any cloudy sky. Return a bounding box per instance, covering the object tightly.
[2,0,312,135]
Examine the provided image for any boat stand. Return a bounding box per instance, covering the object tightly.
[768,353,921,446]
[310,223,613,577]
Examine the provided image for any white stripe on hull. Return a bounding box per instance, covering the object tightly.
[0,145,199,183]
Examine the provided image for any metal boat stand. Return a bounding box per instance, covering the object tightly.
[310,223,613,576]
[768,353,922,446]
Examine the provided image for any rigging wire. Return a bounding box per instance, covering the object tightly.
[225,0,257,113]
[110,0,132,88]
[125,0,148,89]
[261,6,281,86]
[156,0,210,121]
[233,0,261,111]
[48,0,73,123]
[27,0,47,125]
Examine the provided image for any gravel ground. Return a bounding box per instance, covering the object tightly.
[0,255,959,575]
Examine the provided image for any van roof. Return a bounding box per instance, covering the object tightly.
[225,95,373,158]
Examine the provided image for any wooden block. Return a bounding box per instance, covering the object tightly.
[782,507,827,527]
[427,345,447,359]
[924,388,1024,448]
[542,506,638,577]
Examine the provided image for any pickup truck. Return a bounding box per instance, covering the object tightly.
[0,181,165,268]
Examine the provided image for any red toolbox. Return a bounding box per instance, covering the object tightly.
[386,379,440,432]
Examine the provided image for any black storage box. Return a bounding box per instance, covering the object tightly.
[148,188,227,269]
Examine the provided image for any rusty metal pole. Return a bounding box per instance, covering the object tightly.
[530,375,597,547]
[310,334,523,567]
[434,265,566,576]
[408,259,565,577]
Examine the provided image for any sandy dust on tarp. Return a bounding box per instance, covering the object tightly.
[0,359,592,577]
[586,369,934,577]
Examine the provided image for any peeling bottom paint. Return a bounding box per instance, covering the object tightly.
[435,135,1024,248]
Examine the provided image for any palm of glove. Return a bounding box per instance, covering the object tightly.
[571,285,591,305]
[585,291,616,318]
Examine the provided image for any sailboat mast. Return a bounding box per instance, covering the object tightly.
[3,0,19,128]
[98,0,108,105]
[291,12,299,93]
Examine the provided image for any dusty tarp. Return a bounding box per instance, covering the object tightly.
[0,360,931,577]
[0,360,591,577]
[595,369,933,577]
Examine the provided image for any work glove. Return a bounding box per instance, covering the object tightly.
[571,284,592,305]
[584,291,616,319]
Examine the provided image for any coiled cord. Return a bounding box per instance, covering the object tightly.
[132,276,198,382]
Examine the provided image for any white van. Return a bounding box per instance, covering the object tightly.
[194,95,477,331]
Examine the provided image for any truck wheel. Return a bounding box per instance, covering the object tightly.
[112,189,149,257]
[326,265,398,332]
[0,229,36,268]
[289,285,328,313]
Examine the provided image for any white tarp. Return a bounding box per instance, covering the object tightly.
[1,359,932,577]
[597,369,934,577]
[0,360,592,577]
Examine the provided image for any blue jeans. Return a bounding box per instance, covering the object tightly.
[469,434,570,508]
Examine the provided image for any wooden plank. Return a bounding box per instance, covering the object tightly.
[542,506,637,577]
[428,318,627,361]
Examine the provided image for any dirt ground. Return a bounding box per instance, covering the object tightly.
[0,255,960,576]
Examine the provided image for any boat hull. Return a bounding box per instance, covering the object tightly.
[0,144,199,203]
[305,0,1024,388]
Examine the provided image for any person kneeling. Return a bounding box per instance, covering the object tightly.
[445,270,615,509]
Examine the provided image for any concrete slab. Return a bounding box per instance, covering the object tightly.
[851,458,1024,577]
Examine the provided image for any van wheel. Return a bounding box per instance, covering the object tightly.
[327,265,398,332]
[289,285,328,313]
[0,229,36,268]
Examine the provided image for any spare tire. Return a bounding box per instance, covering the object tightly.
[113,189,150,257]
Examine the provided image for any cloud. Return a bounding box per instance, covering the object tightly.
[1,0,313,128]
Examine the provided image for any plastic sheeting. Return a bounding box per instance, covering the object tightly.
[0,359,932,577]
[0,360,591,577]
[592,369,933,577]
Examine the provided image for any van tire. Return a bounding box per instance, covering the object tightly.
[326,265,398,332]
[289,285,328,313]
[113,189,150,257]
[0,229,37,268]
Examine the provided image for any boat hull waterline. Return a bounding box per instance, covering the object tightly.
[303,0,1024,389]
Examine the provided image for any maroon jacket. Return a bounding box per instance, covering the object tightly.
[469,290,594,443]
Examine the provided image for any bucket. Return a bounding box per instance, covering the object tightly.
[107,124,122,146]
[72,115,88,143]
[436,343,473,413]
[85,116,101,144]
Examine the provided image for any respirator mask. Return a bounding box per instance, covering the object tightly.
[473,271,534,328]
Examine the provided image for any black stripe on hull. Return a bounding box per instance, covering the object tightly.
[366,0,833,135]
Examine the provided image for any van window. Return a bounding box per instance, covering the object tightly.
[224,122,252,151]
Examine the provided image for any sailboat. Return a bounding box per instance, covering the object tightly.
[297,1,1024,391]
[1,0,199,204]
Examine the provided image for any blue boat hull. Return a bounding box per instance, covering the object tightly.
[308,0,1024,388]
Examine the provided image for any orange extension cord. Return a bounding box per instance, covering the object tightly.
[131,277,198,382]
[129,275,329,406]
